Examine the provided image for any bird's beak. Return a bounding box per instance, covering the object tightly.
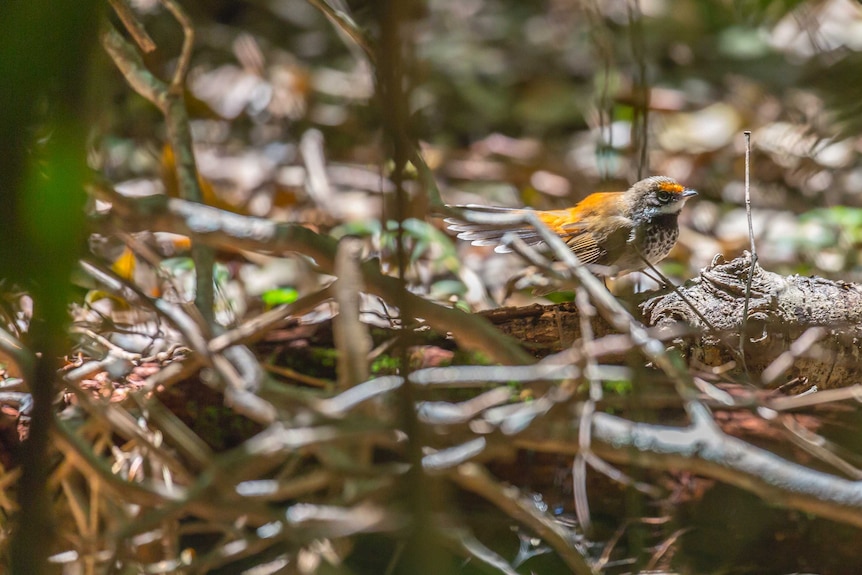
[681,189,697,199]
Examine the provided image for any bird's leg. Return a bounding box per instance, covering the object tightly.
[633,247,674,290]
[640,268,669,288]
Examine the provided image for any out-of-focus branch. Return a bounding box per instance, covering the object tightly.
[590,412,862,528]
[451,463,595,575]
[334,238,371,388]
[78,259,276,425]
[159,0,194,90]
[306,0,446,209]
[305,0,375,65]
[93,186,535,366]
[101,23,167,110]
[101,7,215,324]
[0,327,34,385]
[107,0,156,53]
[514,410,862,529]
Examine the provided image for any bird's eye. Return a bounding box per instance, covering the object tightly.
[656,191,672,203]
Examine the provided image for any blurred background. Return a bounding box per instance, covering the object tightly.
[96,0,862,310]
[5,1,862,573]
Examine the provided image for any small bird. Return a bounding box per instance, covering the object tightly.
[445,176,697,277]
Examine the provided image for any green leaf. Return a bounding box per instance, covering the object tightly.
[261,287,299,307]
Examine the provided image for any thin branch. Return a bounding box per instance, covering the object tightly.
[306,0,376,64]
[159,0,195,90]
[334,237,371,388]
[740,130,757,374]
[101,23,168,111]
[574,287,598,534]
[768,383,862,412]
[93,185,535,365]
[516,411,862,529]
[451,463,595,575]
[761,327,826,386]
[107,0,156,53]
[102,5,214,323]
[627,0,649,179]
[305,0,445,209]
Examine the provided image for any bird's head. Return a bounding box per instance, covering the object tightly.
[625,176,697,222]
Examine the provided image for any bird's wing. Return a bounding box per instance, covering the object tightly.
[561,214,633,265]
[564,232,605,264]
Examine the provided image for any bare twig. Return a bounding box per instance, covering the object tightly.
[768,383,862,412]
[574,287,598,534]
[159,0,195,90]
[627,0,649,180]
[443,528,521,575]
[780,416,862,479]
[300,129,338,215]
[761,327,826,386]
[305,0,376,64]
[101,24,167,108]
[93,186,535,365]
[451,463,595,575]
[107,0,156,53]
[334,237,371,388]
[635,248,721,336]
[585,412,862,529]
[102,10,215,325]
[740,130,757,373]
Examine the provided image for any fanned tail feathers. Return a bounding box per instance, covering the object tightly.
[445,204,549,254]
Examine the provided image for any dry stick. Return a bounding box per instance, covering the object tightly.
[333,237,372,388]
[645,527,690,571]
[300,129,338,215]
[101,12,216,327]
[761,326,826,386]
[107,0,156,53]
[305,0,446,210]
[780,417,862,480]
[627,0,649,181]
[58,379,194,484]
[442,529,521,575]
[94,187,534,366]
[574,287,598,535]
[767,383,862,412]
[306,0,376,65]
[208,284,335,353]
[159,0,195,90]
[635,249,721,335]
[740,130,757,375]
[515,412,862,530]
[52,418,188,507]
[588,409,862,529]
[77,259,276,425]
[451,463,595,575]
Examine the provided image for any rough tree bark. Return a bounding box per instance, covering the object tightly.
[486,252,862,390]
